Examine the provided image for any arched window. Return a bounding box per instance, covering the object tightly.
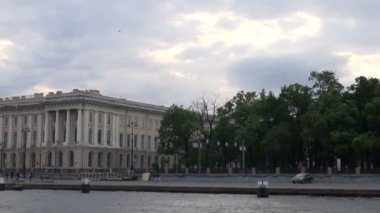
[32,131,37,147]
[69,151,74,167]
[12,132,17,148]
[107,153,111,168]
[88,152,93,167]
[48,152,52,167]
[97,129,102,144]
[88,128,93,144]
[98,152,103,168]
[107,130,111,145]
[58,152,63,167]
[119,154,123,168]
[3,132,8,148]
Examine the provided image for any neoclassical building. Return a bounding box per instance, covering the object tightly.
[0,89,172,174]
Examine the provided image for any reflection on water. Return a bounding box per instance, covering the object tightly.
[0,190,379,213]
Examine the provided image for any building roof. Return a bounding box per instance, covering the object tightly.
[0,89,167,114]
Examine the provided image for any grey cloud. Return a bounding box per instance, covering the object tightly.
[226,50,349,93]
[1,0,380,106]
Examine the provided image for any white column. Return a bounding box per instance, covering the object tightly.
[27,115,32,147]
[94,111,98,145]
[55,111,59,143]
[17,115,22,169]
[103,113,107,145]
[0,116,3,146]
[17,115,22,147]
[77,109,82,143]
[44,111,49,144]
[8,115,13,148]
[83,110,89,144]
[37,114,42,147]
[114,114,119,147]
[66,110,70,143]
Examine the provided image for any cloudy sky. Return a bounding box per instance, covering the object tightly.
[1,0,380,106]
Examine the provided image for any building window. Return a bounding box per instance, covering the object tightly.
[99,114,102,124]
[48,152,52,167]
[69,151,74,167]
[107,153,111,168]
[32,131,37,147]
[58,152,63,167]
[88,152,93,167]
[4,117,8,126]
[52,129,55,144]
[134,135,137,148]
[74,128,77,142]
[12,132,17,148]
[30,152,36,168]
[98,129,102,144]
[108,115,111,125]
[98,152,103,168]
[154,137,158,150]
[127,134,130,147]
[134,117,138,128]
[141,135,145,148]
[107,130,111,145]
[11,153,16,168]
[119,154,123,168]
[140,155,144,169]
[3,132,8,148]
[119,134,123,147]
[148,156,151,169]
[89,112,93,123]
[33,116,37,125]
[148,136,151,149]
[88,128,93,144]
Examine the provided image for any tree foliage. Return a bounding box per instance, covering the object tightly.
[159,71,380,171]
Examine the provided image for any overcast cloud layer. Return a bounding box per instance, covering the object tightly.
[1,0,380,106]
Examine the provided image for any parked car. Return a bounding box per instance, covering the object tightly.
[291,173,313,184]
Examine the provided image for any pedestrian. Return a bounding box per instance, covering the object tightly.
[29,172,33,182]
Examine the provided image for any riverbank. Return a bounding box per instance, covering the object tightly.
[2,178,380,197]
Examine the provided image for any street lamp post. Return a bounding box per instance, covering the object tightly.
[22,128,30,177]
[128,121,137,174]
[239,142,246,173]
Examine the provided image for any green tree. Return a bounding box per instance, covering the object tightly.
[158,105,198,167]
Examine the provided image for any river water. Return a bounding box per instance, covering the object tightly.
[0,190,379,213]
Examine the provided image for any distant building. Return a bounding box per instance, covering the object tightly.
[0,89,173,173]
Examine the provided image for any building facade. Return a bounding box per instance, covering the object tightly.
[0,89,172,174]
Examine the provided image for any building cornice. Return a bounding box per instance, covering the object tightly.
[0,89,167,115]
